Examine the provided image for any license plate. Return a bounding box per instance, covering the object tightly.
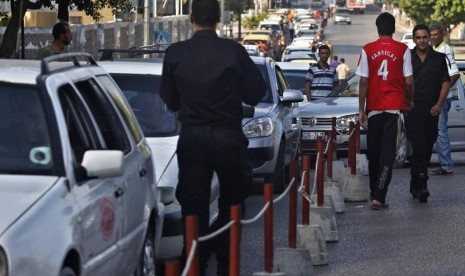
[302,131,325,140]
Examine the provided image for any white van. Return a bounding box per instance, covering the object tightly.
[258,20,283,35]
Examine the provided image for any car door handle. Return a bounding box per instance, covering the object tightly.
[114,187,124,198]
[139,168,148,178]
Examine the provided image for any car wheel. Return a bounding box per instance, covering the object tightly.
[273,141,286,193]
[135,224,156,276]
[60,267,77,276]
[394,117,407,168]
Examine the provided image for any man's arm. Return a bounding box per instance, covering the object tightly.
[431,80,451,116]
[358,76,368,128]
[305,81,312,101]
[404,75,414,110]
[159,51,181,112]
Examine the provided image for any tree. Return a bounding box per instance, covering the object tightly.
[0,0,133,58]
[397,0,465,35]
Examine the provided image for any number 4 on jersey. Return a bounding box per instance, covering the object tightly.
[378,59,389,80]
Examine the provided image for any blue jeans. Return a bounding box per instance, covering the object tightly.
[435,97,454,170]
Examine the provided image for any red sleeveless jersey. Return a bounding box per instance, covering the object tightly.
[358,38,410,111]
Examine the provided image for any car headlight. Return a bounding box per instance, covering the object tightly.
[336,114,359,131]
[157,186,176,205]
[0,247,8,276]
[243,117,274,138]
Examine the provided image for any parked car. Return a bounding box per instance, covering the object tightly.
[401,32,415,49]
[99,60,220,261]
[281,52,318,64]
[258,20,284,36]
[278,61,309,95]
[245,57,304,192]
[0,53,164,276]
[281,43,317,62]
[242,34,275,59]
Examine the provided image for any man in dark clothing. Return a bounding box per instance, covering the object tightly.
[406,24,450,203]
[159,0,267,274]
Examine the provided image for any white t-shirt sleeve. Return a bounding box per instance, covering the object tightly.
[355,49,368,77]
[445,44,459,77]
[403,48,413,77]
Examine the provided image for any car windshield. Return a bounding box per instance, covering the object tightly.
[110,74,179,137]
[255,64,273,103]
[328,74,360,97]
[0,84,54,175]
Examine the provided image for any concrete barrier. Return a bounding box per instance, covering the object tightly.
[297,224,328,266]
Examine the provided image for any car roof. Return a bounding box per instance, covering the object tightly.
[99,61,163,75]
[277,62,310,71]
[250,56,269,65]
[243,34,271,40]
[0,59,42,85]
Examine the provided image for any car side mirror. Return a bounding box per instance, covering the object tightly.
[282,89,304,103]
[242,104,255,118]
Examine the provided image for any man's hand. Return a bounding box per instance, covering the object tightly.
[406,100,414,111]
[359,110,368,129]
[431,104,441,116]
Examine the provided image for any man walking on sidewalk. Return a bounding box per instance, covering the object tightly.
[429,22,460,176]
[407,24,450,203]
[357,12,413,210]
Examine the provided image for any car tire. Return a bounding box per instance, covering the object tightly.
[273,140,287,193]
[60,267,77,276]
[135,223,156,276]
[394,117,407,168]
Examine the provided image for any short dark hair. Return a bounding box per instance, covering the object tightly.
[375,12,395,36]
[318,44,330,53]
[52,22,69,40]
[340,58,345,63]
[413,23,430,37]
[333,56,338,60]
[192,0,220,27]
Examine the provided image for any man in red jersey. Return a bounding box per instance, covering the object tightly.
[356,12,414,210]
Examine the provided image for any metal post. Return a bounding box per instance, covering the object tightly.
[317,137,324,206]
[288,160,298,248]
[229,205,242,276]
[264,183,274,273]
[302,155,310,225]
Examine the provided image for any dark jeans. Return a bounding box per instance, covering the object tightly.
[406,102,439,181]
[176,123,251,275]
[367,112,398,203]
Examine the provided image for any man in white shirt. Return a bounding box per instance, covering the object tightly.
[336,58,350,85]
[429,22,460,176]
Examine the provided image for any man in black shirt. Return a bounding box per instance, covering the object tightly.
[160,0,266,273]
[406,24,450,203]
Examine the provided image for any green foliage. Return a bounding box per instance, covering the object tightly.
[242,13,268,29]
[397,0,465,31]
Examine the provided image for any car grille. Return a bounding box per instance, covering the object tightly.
[300,116,349,154]
[301,117,333,128]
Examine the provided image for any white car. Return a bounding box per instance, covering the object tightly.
[401,33,415,49]
[333,12,352,25]
[0,53,163,276]
[100,60,220,261]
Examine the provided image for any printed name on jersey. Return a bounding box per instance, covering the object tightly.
[370,50,398,62]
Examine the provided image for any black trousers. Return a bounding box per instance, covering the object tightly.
[176,123,251,275]
[406,102,439,182]
[366,112,398,203]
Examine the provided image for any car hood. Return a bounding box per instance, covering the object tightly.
[0,175,59,235]
[299,97,358,117]
[146,136,178,185]
[242,102,274,124]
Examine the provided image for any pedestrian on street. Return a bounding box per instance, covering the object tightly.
[335,57,350,85]
[329,55,340,70]
[406,24,450,203]
[288,19,295,40]
[429,22,460,176]
[159,0,267,273]
[356,12,414,210]
[37,22,72,59]
[305,44,338,100]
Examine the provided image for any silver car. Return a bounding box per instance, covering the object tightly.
[99,61,220,261]
[0,54,163,276]
[244,57,304,192]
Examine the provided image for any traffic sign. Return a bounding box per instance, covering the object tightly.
[154,31,169,44]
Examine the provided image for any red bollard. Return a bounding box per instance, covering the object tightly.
[229,205,242,276]
[327,130,334,180]
[264,183,274,273]
[288,160,298,249]
[316,137,325,207]
[185,215,199,276]
[348,122,356,175]
[165,260,180,276]
[302,155,311,226]
[355,121,361,154]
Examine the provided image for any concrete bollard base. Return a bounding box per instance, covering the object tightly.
[336,167,351,191]
[324,181,345,213]
[343,173,369,202]
[274,248,314,275]
[253,272,286,275]
[356,153,369,176]
[310,203,338,242]
[324,160,346,182]
[297,224,328,266]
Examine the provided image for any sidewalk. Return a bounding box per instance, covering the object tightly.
[313,153,465,275]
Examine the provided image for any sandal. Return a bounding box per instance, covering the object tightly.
[371,200,389,210]
[430,168,453,175]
